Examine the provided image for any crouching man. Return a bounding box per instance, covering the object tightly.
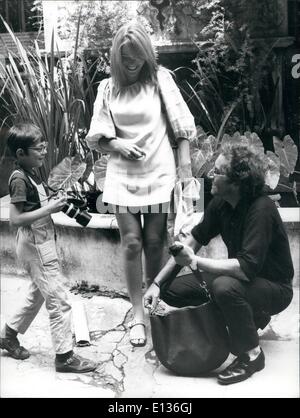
[144,143,294,385]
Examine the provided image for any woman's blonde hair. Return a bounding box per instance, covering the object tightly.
[110,22,158,91]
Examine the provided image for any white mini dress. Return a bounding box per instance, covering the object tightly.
[87,67,197,208]
[102,82,176,207]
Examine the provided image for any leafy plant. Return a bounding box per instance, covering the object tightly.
[0,15,98,181]
[93,154,110,192]
[48,154,86,191]
[48,128,299,212]
[176,65,237,138]
[190,128,299,206]
[273,136,298,178]
[171,0,287,140]
[272,135,299,205]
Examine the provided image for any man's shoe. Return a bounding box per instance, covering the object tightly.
[55,353,97,373]
[217,349,265,385]
[0,337,30,360]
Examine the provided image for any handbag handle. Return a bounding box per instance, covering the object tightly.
[169,243,212,301]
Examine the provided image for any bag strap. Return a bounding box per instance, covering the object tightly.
[9,168,52,205]
[9,169,33,189]
[157,78,178,151]
[169,243,212,301]
[190,267,212,301]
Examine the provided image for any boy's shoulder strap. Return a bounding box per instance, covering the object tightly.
[8,169,33,189]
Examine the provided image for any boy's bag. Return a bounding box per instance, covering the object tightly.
[150,272,230,376]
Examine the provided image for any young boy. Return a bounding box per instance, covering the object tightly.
[0,123,97,373]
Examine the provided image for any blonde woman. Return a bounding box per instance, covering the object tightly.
[86,22,196,347]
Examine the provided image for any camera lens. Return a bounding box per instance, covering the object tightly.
[62,202,92,227]
[74,209,92,227]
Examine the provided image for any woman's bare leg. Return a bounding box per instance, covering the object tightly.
[143,211,168,287]
[115,209,145,346]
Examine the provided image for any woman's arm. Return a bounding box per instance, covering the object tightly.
[177,137,192,180]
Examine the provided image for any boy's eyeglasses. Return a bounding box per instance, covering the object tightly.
[28,143,48,152]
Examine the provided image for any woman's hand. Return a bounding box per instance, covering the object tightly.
[114,139,146,160]
[171,241,197,267]
[144,282,161,314]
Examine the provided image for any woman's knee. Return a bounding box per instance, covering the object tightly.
[211,275,245,303]
[121,233,143,258]
[143,235,164,252]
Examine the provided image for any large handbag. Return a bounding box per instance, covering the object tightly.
[150,272,230,376]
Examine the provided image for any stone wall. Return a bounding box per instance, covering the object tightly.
[0,210,299,295]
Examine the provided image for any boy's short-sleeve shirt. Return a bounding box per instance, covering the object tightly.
[9,172,41,212]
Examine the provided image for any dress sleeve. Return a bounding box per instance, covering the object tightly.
[85,78,116,152]
[157,67,196,142]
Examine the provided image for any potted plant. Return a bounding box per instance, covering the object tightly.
[0,16,100,184]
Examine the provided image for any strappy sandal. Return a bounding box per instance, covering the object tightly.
[128,319,147,347]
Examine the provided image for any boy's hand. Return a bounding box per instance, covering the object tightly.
[47,195,68,213]
[144,283,161,314]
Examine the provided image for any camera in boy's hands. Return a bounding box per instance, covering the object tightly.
[61,195,92,227]
[50,190,92,227]
[48,194,68,213]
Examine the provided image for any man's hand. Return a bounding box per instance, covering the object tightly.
[171,241,197,267]
[144,283,161,314]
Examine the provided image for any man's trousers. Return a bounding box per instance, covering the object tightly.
[160,272,293,355]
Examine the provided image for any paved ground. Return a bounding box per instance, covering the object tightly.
[0,275,299,398]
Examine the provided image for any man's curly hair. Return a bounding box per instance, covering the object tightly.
[221,143,266,201]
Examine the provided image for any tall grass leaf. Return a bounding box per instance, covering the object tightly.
[35,40,46,89]
[216,101,237,143]
[186,81,217,133]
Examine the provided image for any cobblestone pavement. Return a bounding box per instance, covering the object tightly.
[0,275,299,398]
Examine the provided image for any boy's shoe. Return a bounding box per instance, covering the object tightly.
[0,337,30,360]
[55,353,97,373]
